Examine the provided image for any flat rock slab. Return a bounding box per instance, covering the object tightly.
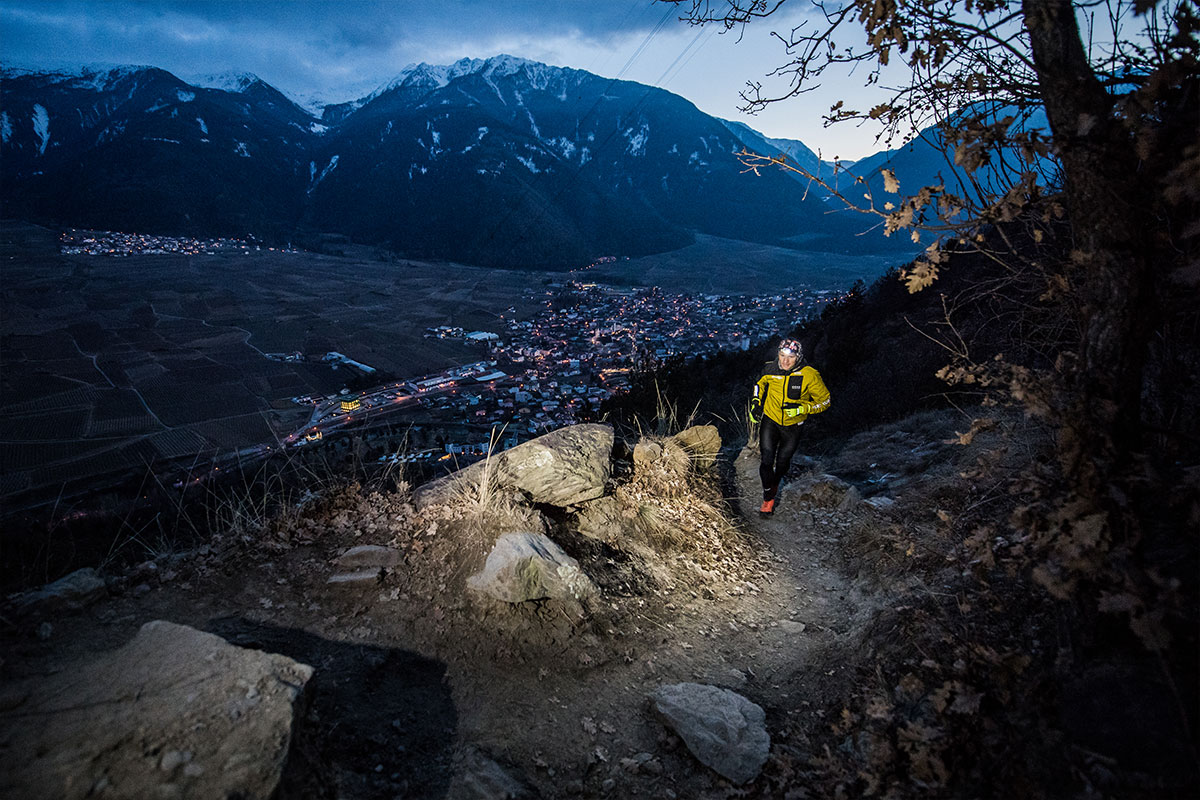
[415,424,613,509]
[327,568,383,585]
[334,545,403,569]
[11,567,106,616]
[650,682,769,785]
[467,531,597,605]
[0,620,314,800]
[446,746,529,800]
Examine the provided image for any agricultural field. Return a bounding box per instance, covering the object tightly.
[1,221,887,514]
[0,221,549,512]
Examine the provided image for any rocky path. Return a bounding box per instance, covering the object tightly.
[435,446,887,797]
[0,443,891,799]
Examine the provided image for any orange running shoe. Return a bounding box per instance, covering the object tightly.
[759,498,776,515]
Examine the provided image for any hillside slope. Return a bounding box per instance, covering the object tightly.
[0,58,915,268]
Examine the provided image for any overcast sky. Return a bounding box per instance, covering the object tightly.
[0,0,897,159]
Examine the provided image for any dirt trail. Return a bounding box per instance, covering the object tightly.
[427,446,888,797]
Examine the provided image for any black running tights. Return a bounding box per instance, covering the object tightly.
[759,417,801,499]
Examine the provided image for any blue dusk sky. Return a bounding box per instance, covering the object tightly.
[0,0,899,159]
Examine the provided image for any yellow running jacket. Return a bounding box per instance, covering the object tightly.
[753,361,831,426]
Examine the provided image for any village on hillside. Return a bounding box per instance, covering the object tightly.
[282,281,846,461]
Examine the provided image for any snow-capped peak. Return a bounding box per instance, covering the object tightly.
[368,54,556,102]
[1,62,153,91]
[185,71,263,94]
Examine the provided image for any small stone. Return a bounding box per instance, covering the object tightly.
[779,620,807,634]
[334,545,403,569]
[160,750,188,771]
[35,622,53,641]
[602,778,616,793]
[326,568,381,585]
[132,583,152,598]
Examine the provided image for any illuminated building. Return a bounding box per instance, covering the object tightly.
[340,395,361,412]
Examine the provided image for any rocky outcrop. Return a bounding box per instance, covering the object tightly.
[669,425,722,470]
[0,620,314,800]
[573,496,625,543]
[649,682,770,785]
[631,436,693,499]
[9,567,106,616]
[415,424,613,510]
[467,532,597,606]
[788,472,857,509]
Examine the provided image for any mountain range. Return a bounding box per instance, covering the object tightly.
[1,56,930,269]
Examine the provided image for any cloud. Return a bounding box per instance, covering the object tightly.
[0,0,896,158]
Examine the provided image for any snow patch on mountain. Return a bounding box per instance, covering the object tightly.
[549,136,576,160]
[234,141,250,158]
[463,126,489,154]
[1,111,12,144]
[186,71,261,94]
[32,104,50,155]
[515,92,539,137]
[176,89,195,103]
[370,54,550,106]
[196,118,208,134]
[2,62,150,92]
[624,122,649,157]
[309,154,339,193]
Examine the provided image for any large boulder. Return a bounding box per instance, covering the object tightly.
[467,532,597,605]
[631,437,691,497]
[669,425,722,470]
[632,438,690,477]
[649,682,770,785]
[0,620,314,800]
[415,424,613,510]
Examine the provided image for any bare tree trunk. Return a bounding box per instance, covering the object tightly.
[1022,0,1158,502]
